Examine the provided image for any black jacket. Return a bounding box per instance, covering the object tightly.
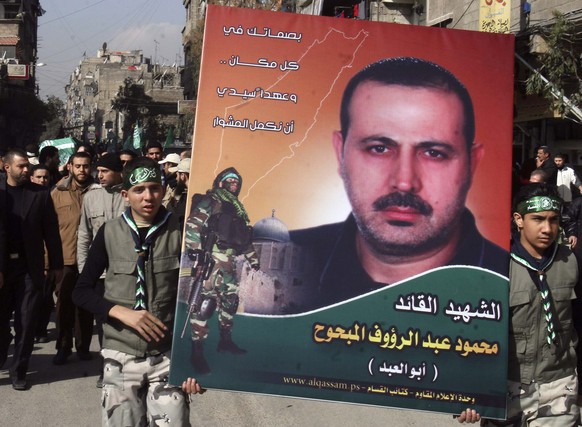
[0,175,63,285]
[290,209,509,307]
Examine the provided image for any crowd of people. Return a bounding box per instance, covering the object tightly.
[0,141,200,425]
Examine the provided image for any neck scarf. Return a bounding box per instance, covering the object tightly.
[121,206,172,310]
[211,188,249,223]
[511,237,559,346]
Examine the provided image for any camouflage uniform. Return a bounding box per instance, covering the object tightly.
[185,247,251,340]
[184,168,258,373]
[102,349,190,427]
[482,376,578,426]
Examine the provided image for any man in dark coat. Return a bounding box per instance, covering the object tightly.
[535,145,558,185]
[0,148,63,390]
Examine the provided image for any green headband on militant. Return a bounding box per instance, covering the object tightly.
[221,172,240,182]
[123,166,162,190]
[516,196,562,216]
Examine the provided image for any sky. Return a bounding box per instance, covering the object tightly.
[36,0,186,100]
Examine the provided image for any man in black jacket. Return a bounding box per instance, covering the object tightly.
[291,57,508,308]
[0,148,64,390]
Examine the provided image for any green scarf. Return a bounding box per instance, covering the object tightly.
[122,207,172,310]
[211,188,249,223]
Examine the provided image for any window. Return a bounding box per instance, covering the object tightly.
[0,46,16,59]
[431,18,452,28]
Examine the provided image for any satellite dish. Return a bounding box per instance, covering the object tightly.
[102,42,107,52]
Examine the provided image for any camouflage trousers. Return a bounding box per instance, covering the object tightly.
[101,348,190,427]
[482,375,578,426]
[190,251,239,341]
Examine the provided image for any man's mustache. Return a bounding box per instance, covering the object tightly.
[373,192,433,216]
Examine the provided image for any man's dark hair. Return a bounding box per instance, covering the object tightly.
[118,149,137,159]
[529,169,548,183]
[144,142,163,154]
[76,143,96,158]
[554,153,566,160]
[537,145,551,156]
[4,148,28,165]
[25,143,39,156]
[30,164,49,174]
[96,143,107,155]
[39,146,59,164]
[512,182,560,213]
[123,156,159,177]
[339,57,475,150]
[68,151,92,164]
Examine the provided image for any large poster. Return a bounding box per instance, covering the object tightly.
[170,5,514,419]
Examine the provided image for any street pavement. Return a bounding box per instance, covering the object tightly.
[0,321,457,426]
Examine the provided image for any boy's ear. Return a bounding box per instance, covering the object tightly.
[513,212,524,230]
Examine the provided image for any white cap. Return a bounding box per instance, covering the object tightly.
[158,153,180,165]
[169,158,191,174]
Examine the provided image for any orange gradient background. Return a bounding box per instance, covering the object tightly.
[187,6,515,250]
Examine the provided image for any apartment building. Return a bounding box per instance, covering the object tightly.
[65,47,183,144]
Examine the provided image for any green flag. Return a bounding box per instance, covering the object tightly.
[39,137,76,167]
[164,126,175,149]
[133,122,142,151]
[122,134,133,151]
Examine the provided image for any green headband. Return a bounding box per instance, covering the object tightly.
[516,196,562,216]
[221,172,240,182]
[123,166,162,190]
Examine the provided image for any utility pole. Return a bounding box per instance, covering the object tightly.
[154,39,159,65]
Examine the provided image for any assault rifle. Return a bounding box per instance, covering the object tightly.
[180,232,217,339]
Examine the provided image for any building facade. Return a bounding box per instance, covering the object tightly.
[65,47,184,145]
[238,212,320,315]
[0,0,44,150]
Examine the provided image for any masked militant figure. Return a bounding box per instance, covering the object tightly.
[185,167,259,374]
